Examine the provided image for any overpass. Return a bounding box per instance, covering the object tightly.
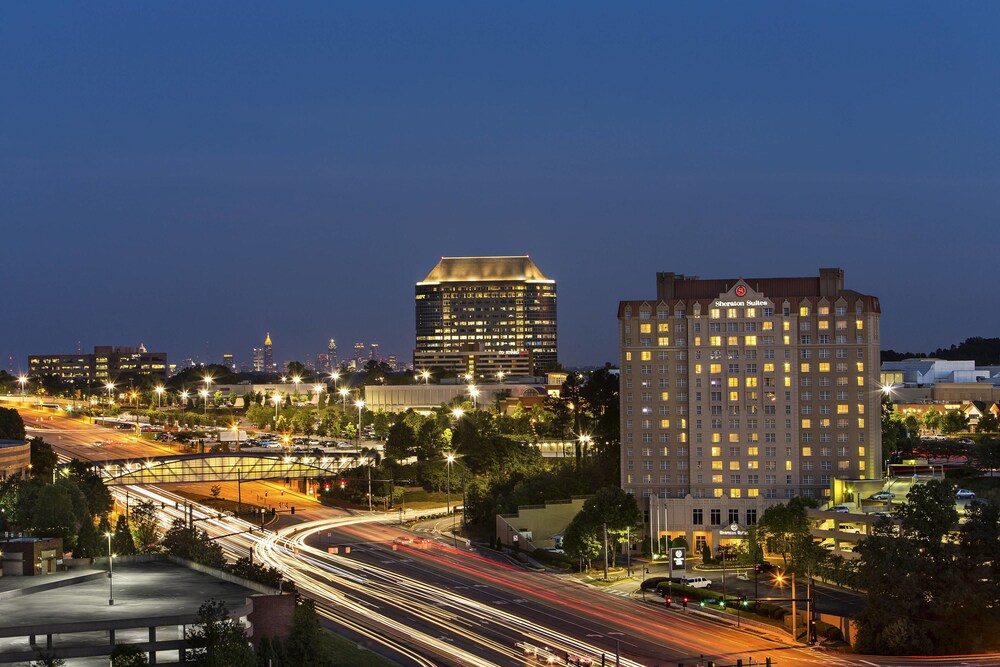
[72,451,366,485]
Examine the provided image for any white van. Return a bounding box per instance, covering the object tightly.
[681,577,712,589]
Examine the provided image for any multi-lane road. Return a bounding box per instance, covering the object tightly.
[13,403,1000,667]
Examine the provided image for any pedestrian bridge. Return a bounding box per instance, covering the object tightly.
[77,451,367,485]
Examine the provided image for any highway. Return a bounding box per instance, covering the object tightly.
[13,403,1000,667]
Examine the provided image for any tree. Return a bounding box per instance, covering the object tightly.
[73,514,101,558]
[940,410,970,435]
[854,479,967,655]
[110,643,149,666]
[29,438,57,481]
[186,599,255,667]
[161,519,225,568]
[0,407,26,440]
[113,514,136,555]
[31,483,81,548]
[977,413,999,433]
[922,409,942,433]
[225,557,293,591]
[562,515,601,571]
[129,500,161,553]
[757,496,820,570]
[283,599,335,666]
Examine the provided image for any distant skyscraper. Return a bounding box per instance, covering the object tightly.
[222,353,234,370]
[414,255,557,376]
[252,347,264,372]
[316,353,329,372]
[263,333,275,372]
[354,342,365,368]
[328,339,338,369]
[387,354,398,371]
[369,342,380,361]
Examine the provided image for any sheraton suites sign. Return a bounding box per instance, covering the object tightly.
[712,282,772,310]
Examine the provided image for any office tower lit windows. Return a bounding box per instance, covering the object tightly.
[414,255,557,377]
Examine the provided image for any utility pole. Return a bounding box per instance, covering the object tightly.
[603,522,609,582]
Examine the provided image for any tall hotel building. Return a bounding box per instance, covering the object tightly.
[619,268,881,552]
[414,256,557,377]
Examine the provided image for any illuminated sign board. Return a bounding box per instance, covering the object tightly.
[671,548,686,571]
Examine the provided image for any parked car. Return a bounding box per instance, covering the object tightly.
[754,562,776,574]
[681,577,712,589]
[868,491,895,501]
[955,489,976,500]
[830,505,851,513]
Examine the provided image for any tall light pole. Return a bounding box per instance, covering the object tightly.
[313,384,323,405]
[292,375,302,403]
[199,389,209,415]
[496,370,506,384]
[104,382,115,422]
[231,421,241,452]
[330,371,340,388]
[468,384,479,410]
[105,532,114,605]
[356,399,370,511]
[446,453,456,545]
[272,393,282,423]
[154,385,164,409]
[17,375,28,396]
[420,370,430,385]
[339,387,349,410]
[130,391,139,435]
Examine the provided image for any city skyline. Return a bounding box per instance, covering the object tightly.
[4,4,999,371]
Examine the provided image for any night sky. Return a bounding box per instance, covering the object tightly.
[3,3,998,371]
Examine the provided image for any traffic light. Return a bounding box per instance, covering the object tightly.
[339,479,346,489]
[741,595,749,607]
[682,597,689,608]
[719,598,726,608]
[810,619,818,642]
[666,596,673,605]
[290,506,296,515]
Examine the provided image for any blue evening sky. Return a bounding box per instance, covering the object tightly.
[2,2,998,370]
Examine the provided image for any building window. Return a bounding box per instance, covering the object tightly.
[693,509,704,525]
[710,509,721,525]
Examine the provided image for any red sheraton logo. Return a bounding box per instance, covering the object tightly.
[734,285,747,297]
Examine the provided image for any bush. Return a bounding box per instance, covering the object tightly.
[817,621,843,641]
[770,606,789,620]
[531,549,573,568]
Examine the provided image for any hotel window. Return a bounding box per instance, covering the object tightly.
[800,306,810,316]
[710,336,722,346]
[658,337,670,346]
[728,336,739,346]
[801,418,811,429]
[819,362,830,372]
[726,308,737,319]
[640,323,652,333]
[658,322,669,332]
[641,351,652,361]
[800,363,810,373]
[692,509,703,525]
[710,309,721,319]
[710,509,721,525]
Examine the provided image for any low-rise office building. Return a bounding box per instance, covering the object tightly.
[0,440,29,480]
[29,345,168,385]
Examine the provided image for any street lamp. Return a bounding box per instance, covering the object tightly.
[231,421,241,452]
[355,399,365,446]
[330,371,341,388]
[452,407,465,420]
[199,389,209,415]
[313,384,323,404]
[104,382,116,421]
[496,370,506,384]
[17,375,28,396]
[105,532,114,605]
[130,391,139,435]
[292,375,302,402]
[339,387,349,409]
[467,384,479,409]
[154,385,165,409]
[420,370,430,385]
[272,393,282,422]
[446,452,456,545]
